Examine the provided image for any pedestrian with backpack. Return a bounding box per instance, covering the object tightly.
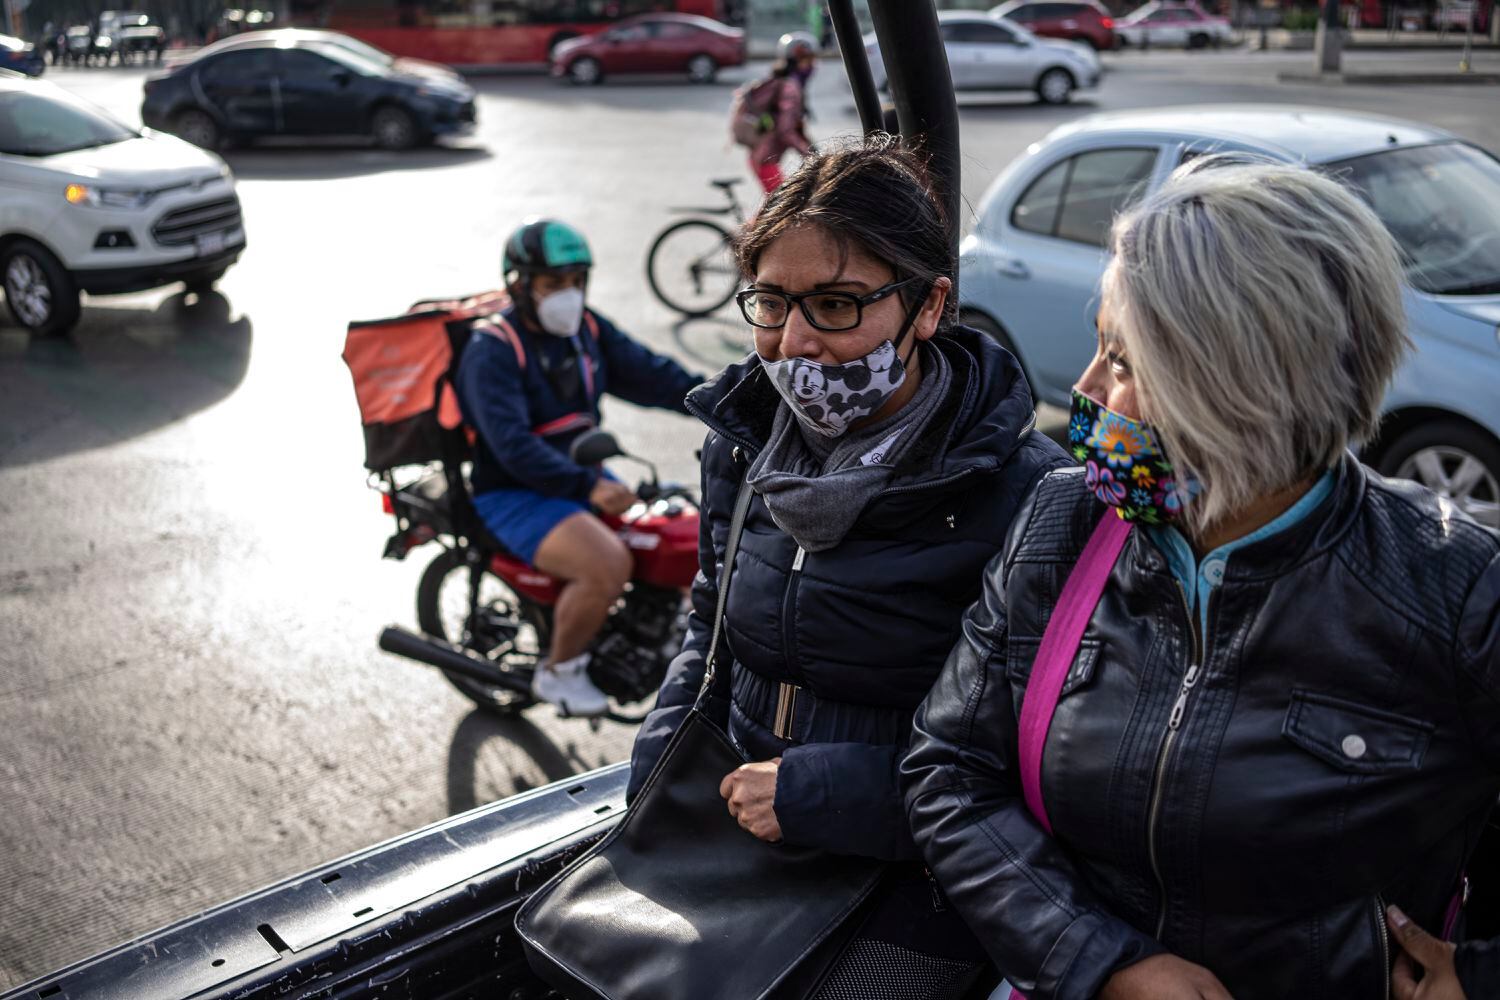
[731,32,818,194]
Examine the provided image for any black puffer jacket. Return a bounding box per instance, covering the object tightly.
[902,458,1500,1000]
[627,326,1069,864]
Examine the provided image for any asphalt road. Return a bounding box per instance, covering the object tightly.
[2,47,1498,988]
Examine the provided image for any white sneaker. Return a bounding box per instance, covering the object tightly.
[531,653,609,717]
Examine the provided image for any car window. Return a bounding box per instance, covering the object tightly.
[1012,159,1070,236]
[1004,6,1038,21]
[947,21,1018,43]
[1332,142,1500,296]
[655,22,697,39]
[607,23,656,41]
[0,90,136,157]
[278,48,339,79]
[1011,148,1159,247]
[1147,8,1184,20]
[199,48,277,81]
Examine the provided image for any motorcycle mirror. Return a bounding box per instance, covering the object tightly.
[569,429,624,466]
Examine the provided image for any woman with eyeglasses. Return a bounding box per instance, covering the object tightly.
[627,135,1069,995]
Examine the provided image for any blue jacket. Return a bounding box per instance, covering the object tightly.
[627,326,1070,862]
[455,304,703,499]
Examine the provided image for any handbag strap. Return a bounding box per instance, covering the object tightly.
[696,476,756,706]
[1018,512,1133,835]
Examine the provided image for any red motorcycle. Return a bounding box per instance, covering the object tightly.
[344,293,699,723]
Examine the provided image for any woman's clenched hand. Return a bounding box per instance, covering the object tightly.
[1099,954,1235,1000]
[1388,905,1467,1000]
[719,759,783,842]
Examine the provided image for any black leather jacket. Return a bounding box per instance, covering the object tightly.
[902,457,1500,1000]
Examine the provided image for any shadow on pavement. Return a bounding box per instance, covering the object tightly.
[0,290,252,468]
[446,707,611,814]
[670,312,748,371]
[222,143,493,181]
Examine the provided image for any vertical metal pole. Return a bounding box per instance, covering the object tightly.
[862,0,962,277]
[1460,0,1475,70]
[1315,0,1343,73]
[826,0,883,134]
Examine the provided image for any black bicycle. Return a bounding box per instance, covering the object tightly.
[645,177,748,317]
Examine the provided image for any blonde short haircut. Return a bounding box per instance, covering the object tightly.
[1102,156,1411,532]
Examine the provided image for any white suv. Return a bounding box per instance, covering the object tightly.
[0,73,246,335]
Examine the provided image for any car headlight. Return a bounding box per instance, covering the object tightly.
[64,183,153,209]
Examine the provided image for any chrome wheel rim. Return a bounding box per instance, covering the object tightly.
[571,59,599,84]
[688,55,714,81]
[5,255,51,328]
[1041,71,1071,102]
[1397,445,1500,529]
[179,113,215,148]
[375,111,412,147]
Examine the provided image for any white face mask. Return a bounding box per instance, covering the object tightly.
[536,287,585,337]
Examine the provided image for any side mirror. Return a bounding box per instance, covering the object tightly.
[570,429,624,466]
[331,69,352,86]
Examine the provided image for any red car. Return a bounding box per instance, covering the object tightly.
[550,13,745,85]
[991,0,1117,49]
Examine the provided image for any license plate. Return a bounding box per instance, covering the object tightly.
[195,231,226,256]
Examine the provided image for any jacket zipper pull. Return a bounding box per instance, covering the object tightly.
[792,547,806,572]
[924,868,947,912]
[1167,663,1201,731]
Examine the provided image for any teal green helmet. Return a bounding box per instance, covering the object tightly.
[502,217,593,278]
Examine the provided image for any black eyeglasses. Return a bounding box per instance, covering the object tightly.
[735,278,918,332]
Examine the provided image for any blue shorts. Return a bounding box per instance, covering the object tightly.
[473,488,590,565]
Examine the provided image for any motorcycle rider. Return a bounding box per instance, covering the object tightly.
[455,218,704,717]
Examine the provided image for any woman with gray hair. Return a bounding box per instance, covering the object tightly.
[902,156,1500,1000]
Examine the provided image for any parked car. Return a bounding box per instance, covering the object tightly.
[0,74,245,336]
[1115,1,1235,46]
[866,11,1101,103]
[174,28,464,87]
[0,33,44,76]
[991,0,1118,50]
[549,13,746,85]
[958,106,1500,528]
[141,35,477,151]
[62,25,96,65]
[99,11,166,64]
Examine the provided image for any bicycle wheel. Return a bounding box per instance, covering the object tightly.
[646,218,740,317]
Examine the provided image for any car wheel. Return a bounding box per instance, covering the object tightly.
[173,109,221,150]
[1036,67,1074,104]
[568,56,602,86]
[1188,32,1210,48]
[371,105,420,150]
[686,53,718,83]
[960,309,1030,387]
[1378,421,1500,530]
[2,240,81,337]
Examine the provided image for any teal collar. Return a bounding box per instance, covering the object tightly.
[1146,470,1336,630]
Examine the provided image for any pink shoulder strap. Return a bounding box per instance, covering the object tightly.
[1018,512,1132,835]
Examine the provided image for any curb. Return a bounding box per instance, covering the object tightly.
[1279,69,1500,83]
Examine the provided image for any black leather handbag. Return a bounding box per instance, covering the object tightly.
[515,480,885,1000]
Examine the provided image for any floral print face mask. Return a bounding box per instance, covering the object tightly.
[1068,389,1190,525]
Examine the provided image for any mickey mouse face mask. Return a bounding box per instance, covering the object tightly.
[759,293,925,439]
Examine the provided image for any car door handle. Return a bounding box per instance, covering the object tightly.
[996,257,1031,279]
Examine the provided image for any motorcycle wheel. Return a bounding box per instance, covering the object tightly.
[416,547,548,716]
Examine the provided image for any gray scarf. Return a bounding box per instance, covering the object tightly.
[747,342,952,552]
